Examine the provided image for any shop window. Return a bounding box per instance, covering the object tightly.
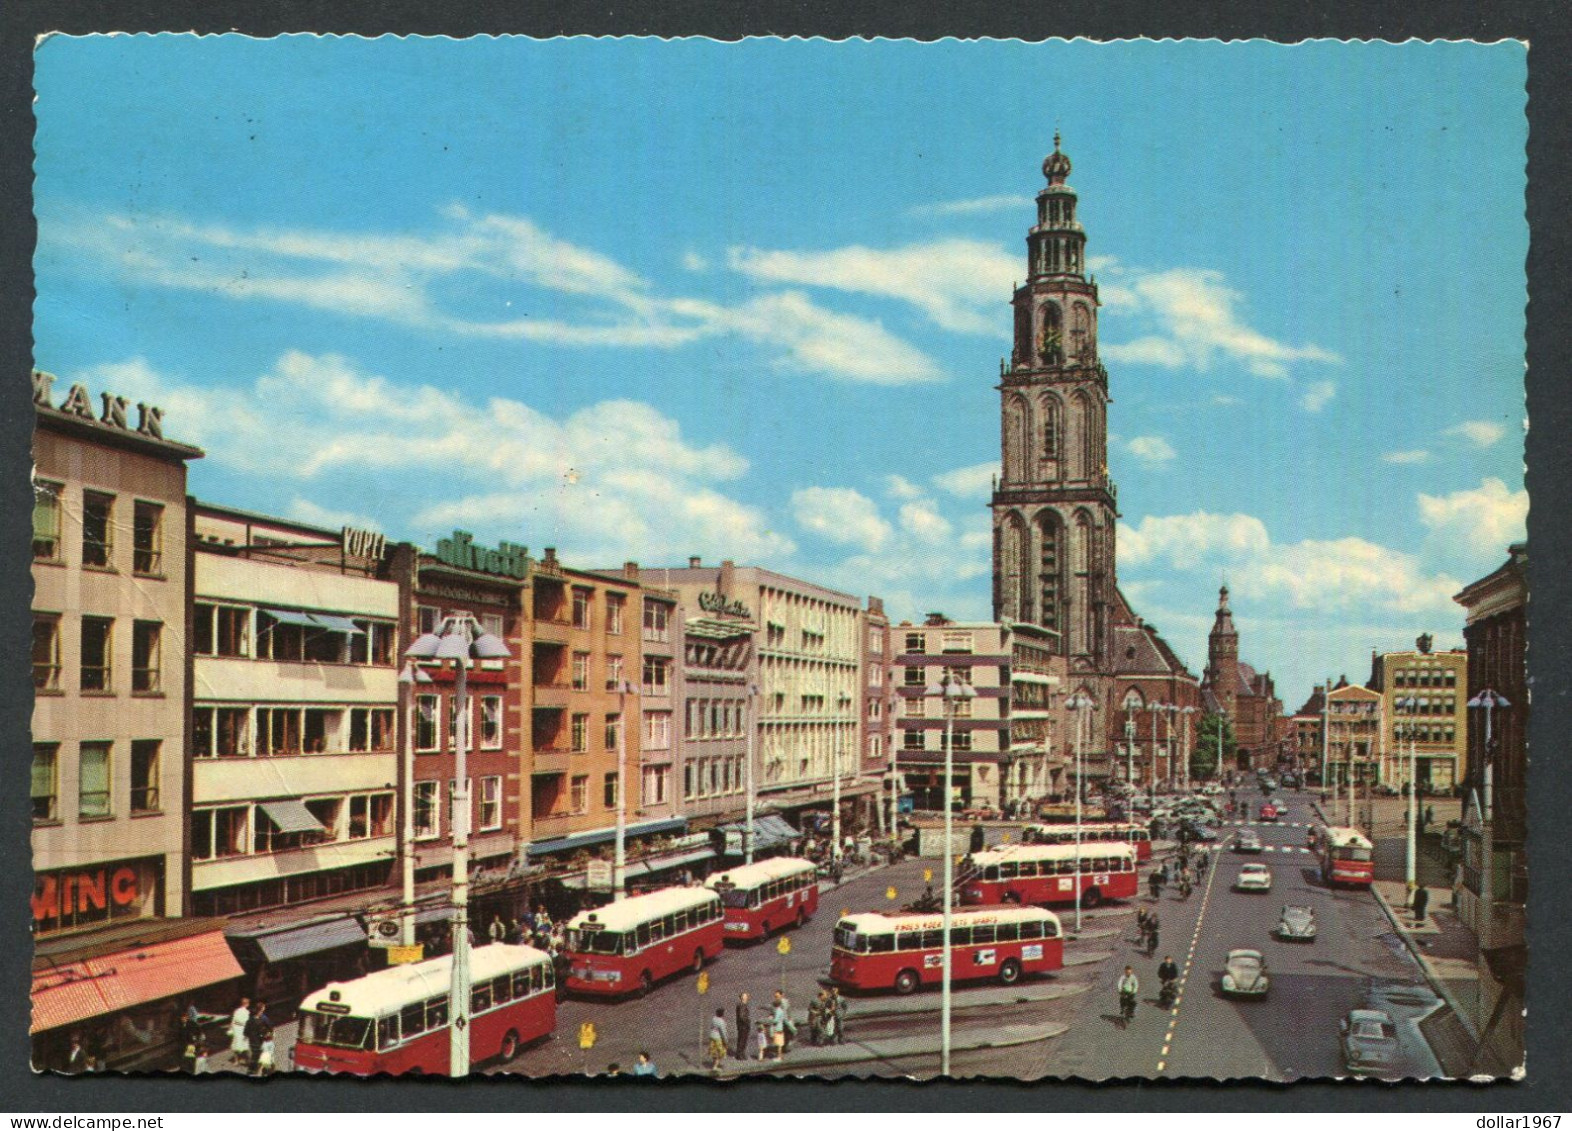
[82,491,114,569]
[80,616,113,692]
[133,501,163,575]
[130,740,160,813]
[32,480,62,561]
[132,621,162,693]
[32,614,61,691]
[31,743,58,822]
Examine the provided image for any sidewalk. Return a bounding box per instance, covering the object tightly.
[720,1021,1068,1076]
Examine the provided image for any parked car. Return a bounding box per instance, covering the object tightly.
[1258,802,1279,822]
[1280,773,1300,790]
[1235,863,1273,892]
[1220,949,1270,998]
[1262,777,1279,792]
[1234,830,1264,854]
[1181,820,1220,843]
[1276,904,1317,941]
[1340,1009,1401,1076]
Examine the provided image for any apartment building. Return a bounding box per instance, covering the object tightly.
[187,503,401,916]
[862,597,896,829]
[1325,681,1382,786]
[1368,644,1468,791]
[894,615,1060,813]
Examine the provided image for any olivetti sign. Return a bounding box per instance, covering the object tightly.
[434,530,530,579]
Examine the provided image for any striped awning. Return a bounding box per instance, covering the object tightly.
[31,929,243,1034]
[258,799,325,835]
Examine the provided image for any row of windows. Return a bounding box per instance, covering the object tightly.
[685,697,750,741]
[976,855,1133,880]
[684,755,746,801]
[412,777,505,838]
[195,604,397,665]
[718,869,814,909]
[33,614,163,695]
[33,482,165,576]
[192,791,397,859]
[565,900,723,956]
[414,694,506,753]
[836,917,1056,954]
[903,665,981,688]
[903,631,979,655]
[193,705,400,759]
[32,740,161,822]
[1395,696,1459,717]
[904,729,974,751]
[1392,667,1459,688]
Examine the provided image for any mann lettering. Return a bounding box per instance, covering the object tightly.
[100,392,130,430]
[136,402,164,438]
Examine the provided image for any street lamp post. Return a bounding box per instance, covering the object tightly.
[397,661,433,947]
[1396,696,1419,888]
[1148,702,1169,804]
[1066,692,1097,935]
[613,678,640,901]
[744,682,759,864]
[1123,716,1136,790]
[1179,706,1197,793]
[1467,689,1509,948]
[404,613,511,1079]
[927,670,976,1078]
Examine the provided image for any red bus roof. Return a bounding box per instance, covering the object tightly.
[835,905,1061,934]
[565,885,720,934]
[299,943,551,1019]
[704,857,816,890]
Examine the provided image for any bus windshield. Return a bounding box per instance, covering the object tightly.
[715,884,751,909]
[1334,847,1373,862]
[567,928,625,955]
[303,1012,373,1050]
[833,926,864,952]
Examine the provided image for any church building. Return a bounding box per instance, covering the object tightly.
[989,138,1201,782]
[1199,585,1287,772]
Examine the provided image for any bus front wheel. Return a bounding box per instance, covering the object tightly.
[692,948,706,973]
[796,908,808,928]
[499,1030,521,1061]
[639,971,654,998]
[1080,887,1103,910]
[998,959,1022,985]
[894,968,920,995]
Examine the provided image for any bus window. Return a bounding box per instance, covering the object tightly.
[869,933,895,953]
[896,930,920,952]
[971,923,995,945]
[1019,921,1042,940]
[982,865,1000,881]
[427,998,448,1030]
[1043,918,1060,938]
[493,974,512,1005]
[400,1002,426,1039]
[950,926,973,947]
[532,964,546,992]
[1018,861,1037,878]
[995,921,1018,942]
[920,929,944,950]
[512,970,529,998]
[472,982,493,1013]
[662,914,677,937]
[377,1016,399,1050]
[636,923,651,949]
[999,861,1018,880]
[674,910,690,933]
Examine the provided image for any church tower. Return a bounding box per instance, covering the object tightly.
[991,136,1117,670]
[1206,585,1240,721]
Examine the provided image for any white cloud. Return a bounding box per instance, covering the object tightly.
[1100,267,1340,379]
[726,239,1016,335]
[681,250,709,272]
[78,352,790,565]
[1126,435,1177,467]
[932,461,998,499]
[1300,380,1337,413]
[1382,449,1432,465]
[1417,477,1529,552]
[907,194,1036,218]
[884,474,926,501]
[898,501,952,543]
[789,487,892,553]
[1211,394,1242,407]
[49,206,941,385]
[1445,420,1508,448]
[1119,509,1462,617]
[285,497,384,532]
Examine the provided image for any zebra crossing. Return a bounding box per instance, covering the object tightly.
[1224,820,1312,829]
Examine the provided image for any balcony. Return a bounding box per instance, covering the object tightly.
[529,812,575,841]
[532,683,573,710]
[531,746,572,775]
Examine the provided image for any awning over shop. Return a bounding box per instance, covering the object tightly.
[233,915,368,965]
[259,607,320,628]
[716,813,798,856]
[32,929,243,1034]
[557,846,718,890]
[526,817,686,858]
[306,613,365,634]
[258,799,325,835]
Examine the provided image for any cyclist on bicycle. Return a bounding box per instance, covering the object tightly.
[1117,966,1140,1026]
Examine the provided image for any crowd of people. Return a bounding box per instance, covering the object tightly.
[697,986,850,1072]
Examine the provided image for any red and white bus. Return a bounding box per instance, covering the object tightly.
[830,905,1063,994]
[1319,826,1375,888]
[704,856,820,942]
[1023,821,1153,861]
[961,843,1140,909]
[562,886,725,997]
[293,943,555,1076]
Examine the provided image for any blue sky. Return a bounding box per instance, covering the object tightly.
[32,37,1528,708]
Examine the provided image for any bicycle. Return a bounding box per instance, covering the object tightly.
[1119,990,1137,1027]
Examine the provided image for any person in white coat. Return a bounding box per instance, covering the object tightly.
[228,997,251,1066]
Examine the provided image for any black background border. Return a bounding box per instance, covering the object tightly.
[0,0,1565,1113]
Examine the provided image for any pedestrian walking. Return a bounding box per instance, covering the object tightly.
[707,1008,729,1072]
[1412,884,1430,925]
[488,914,507,944]
[631,1051,658,1077]
[753,1022,769,1061]
[245,1001,271,1075]
[733,991,752,1059]
[228,997,251,1066]
[257,1030,276,1077]
[830,987,848,1044]
[769,997,789,1060]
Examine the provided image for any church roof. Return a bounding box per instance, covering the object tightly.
[1109,587,1196,680]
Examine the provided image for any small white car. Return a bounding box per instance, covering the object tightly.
[1221,948,1270,998]
[1234,830,1264,854]
[1234,863,1273,892]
